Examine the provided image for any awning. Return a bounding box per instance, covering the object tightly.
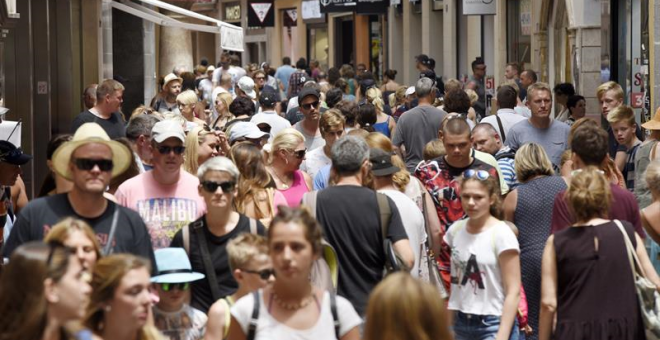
[111,0,244,52]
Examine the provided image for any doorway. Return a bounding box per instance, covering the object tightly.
[334,16,354,66]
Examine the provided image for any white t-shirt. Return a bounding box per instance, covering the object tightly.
[294,122,326,151]
[300,147,331,179]
[153,304,207,340]
[379,189,426,278]
[444,220,519,316]
[480,108,527,141]
[231,290,362,340]
[251,111,292,141]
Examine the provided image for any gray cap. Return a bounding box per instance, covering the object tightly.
[152,119,186,143]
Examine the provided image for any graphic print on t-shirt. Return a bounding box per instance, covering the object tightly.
[451,249,485,295]
[137,198,199,249]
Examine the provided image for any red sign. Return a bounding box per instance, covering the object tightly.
[631,92,644,108]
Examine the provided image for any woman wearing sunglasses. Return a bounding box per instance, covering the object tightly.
[0,242,92,340]
[445,169,521,340]
[184,125,220,175]
[228,206,361,340]
[267,128,312,208]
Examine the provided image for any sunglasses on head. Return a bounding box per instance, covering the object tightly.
[463,169,491,181]
[159,282,190,292]
[301,101,320,110]
[290,149,306,159]
[201,180,236,193]
[157,145,186,155]
[73,158,114,172]
[243,268,275,280]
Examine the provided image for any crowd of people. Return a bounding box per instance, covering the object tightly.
[1,52,659,340]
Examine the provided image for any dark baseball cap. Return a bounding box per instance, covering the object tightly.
[420,69,437,80]
[370,148,399,177]
[297,87,320,103]
[0,140,32,165]
[259,87,280,107]
[416,54,432,66]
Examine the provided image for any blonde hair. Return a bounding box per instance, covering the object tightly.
[443,78,462,93]
[566,166,611,222]
[645,160,660,196]
[320,109,346,135]
[269,128,305,164]
[364,273,453,340]
[365,87,385,113]
[216,92,234,111]
[390,86,408,108]
[227,233,268,272]
[423,140,446,161]
[597,81,624,102]
[365,132,410,192]
[162,112,187,128]
[527,82,552,101]
[176,90,198,106]
[465,89,478,106]
[184,126,216,175]
[514,143,554,183]
[607,105,636,126]
[44,218,102,261]
[129,105,163,121]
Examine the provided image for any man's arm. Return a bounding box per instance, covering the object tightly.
[549,191,573,234]
[386,198,414,269]
[11,176,28,214]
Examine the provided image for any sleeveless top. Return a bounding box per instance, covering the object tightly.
[373,116,391,138]
[278,170,309,208]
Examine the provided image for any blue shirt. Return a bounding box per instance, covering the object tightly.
[314,164,332,191]
[274,65,295,91]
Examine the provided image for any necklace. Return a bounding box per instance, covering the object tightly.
[270,168,291,189]
[272,291,314,310]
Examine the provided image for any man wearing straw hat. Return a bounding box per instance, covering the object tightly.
[153,73,184,114]
[3,123,155,264]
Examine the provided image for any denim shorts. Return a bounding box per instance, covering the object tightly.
[453,311,519,340]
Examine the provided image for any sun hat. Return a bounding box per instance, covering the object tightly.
[206,65,216,73]
[642,107,660,131]
[228,122,270,143]
[152,119,186,143]
[162,73,183,91]
[370,148,400,177]
[52,123,131,180]
[0,140,32,165]
[151,248,205,284]
[238,76,257,99]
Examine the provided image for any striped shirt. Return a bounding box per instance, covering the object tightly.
[495,146,517,189]
[620,141,642,191]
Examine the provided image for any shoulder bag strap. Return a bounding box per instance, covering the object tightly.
[613,219,648,279]
[102,206,120,256]
[495,114,506,142]
[249,218,258,235]
[193,220,222,301]
[183,224,190,255]
[220,298,232,339]
[330,292,340,340]
[376,193,392,240]
[246,291,261,340]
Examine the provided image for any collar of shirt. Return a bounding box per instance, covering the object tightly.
[496,108,516,115]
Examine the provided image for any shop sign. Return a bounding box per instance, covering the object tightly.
[302,0,323,20]
[225,4,241,21]
[357,0,388,14]
[520,0,531,36]
[221,24,244,52]
[248,0,274,27]
[320,0,357,13]
[462,0,496,16]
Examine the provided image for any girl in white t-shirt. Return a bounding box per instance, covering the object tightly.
[228,206,361,340]
[444,170,521,340]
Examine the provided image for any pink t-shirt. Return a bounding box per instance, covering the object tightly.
[115,171,206,249]
[278,170,309,208]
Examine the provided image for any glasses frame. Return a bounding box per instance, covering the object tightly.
[242,268,275,280]
[201,180,236,193]
[300,101,320,111]
[73,158,114,172]
[159,282,190,292]
[156,145,186,155]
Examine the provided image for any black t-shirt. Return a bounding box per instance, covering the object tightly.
[72,110,126,139]
[315,186,408,316]
[4,194,155,265]
[170,214,266,313]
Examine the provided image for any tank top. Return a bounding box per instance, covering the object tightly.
[278,170,309,208]
[373,115,391,138]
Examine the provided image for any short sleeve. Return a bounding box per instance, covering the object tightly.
[230,292,258,334]
[335,295,363,336]
[617,144,628,152]
[495,223,519,256]
[386,197,408,243]
[392,120,404,146]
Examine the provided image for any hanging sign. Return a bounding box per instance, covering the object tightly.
[302,0,323,20]
[462,0,496,15]
[320,0,357,13]
[248,0,274,27]
[357,0,388,14]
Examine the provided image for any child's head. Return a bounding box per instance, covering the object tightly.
[227,233,273,292]
[607,105,637,146]
[152,248,205,311]
[460,170,502,219]
[423,139,446,161]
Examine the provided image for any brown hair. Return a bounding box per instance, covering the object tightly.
[607,105,636,126]
[96,79,125,102]
[566,166,611,222]
[268,206,323,256]
[570,121,609,166]
[646,161,660,195]
[423,140,446,161]
[231,142,273,220]
[365,132,410,192]
[320,109,346,136]
[364,272,453,340]
[460,175,503,219]
[44,218,102,261]
[227,233,268,272]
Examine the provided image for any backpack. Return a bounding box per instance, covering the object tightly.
[495,150,516,161]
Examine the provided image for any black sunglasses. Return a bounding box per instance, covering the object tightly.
[157,145,186,155]
[73,158,114,172]
[201,180,236,193]
[301,101,320,110]
[159,282,190,292]
[290,149,306,159]
[243,268,275,280]
[46,241,74,268]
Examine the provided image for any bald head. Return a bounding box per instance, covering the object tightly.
[471,123,501,155]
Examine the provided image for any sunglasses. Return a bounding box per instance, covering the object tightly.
[73,158,114,172]
[463,169,491,180]
[301,101,320,110]
[255,77,265,80]
[290,149,306,159]
[159,282,190,292]
[201,180,236,193]
[243,268,275,280]
[157,145,186,155]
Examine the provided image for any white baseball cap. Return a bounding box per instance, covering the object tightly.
[228,122,269,143]
[237,76,257,99]
[405,86,416,96]
[152,119,186,143]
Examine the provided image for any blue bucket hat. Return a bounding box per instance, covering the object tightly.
[151,248,205,283]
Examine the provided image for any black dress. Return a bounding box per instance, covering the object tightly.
[553,221,645,340]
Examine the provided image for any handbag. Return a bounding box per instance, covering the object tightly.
[421,191,449,299]
[614,219,660,339]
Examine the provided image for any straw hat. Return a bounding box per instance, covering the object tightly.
[52,123,132,180]
[162,73,183,91]
[642,107,660,131]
